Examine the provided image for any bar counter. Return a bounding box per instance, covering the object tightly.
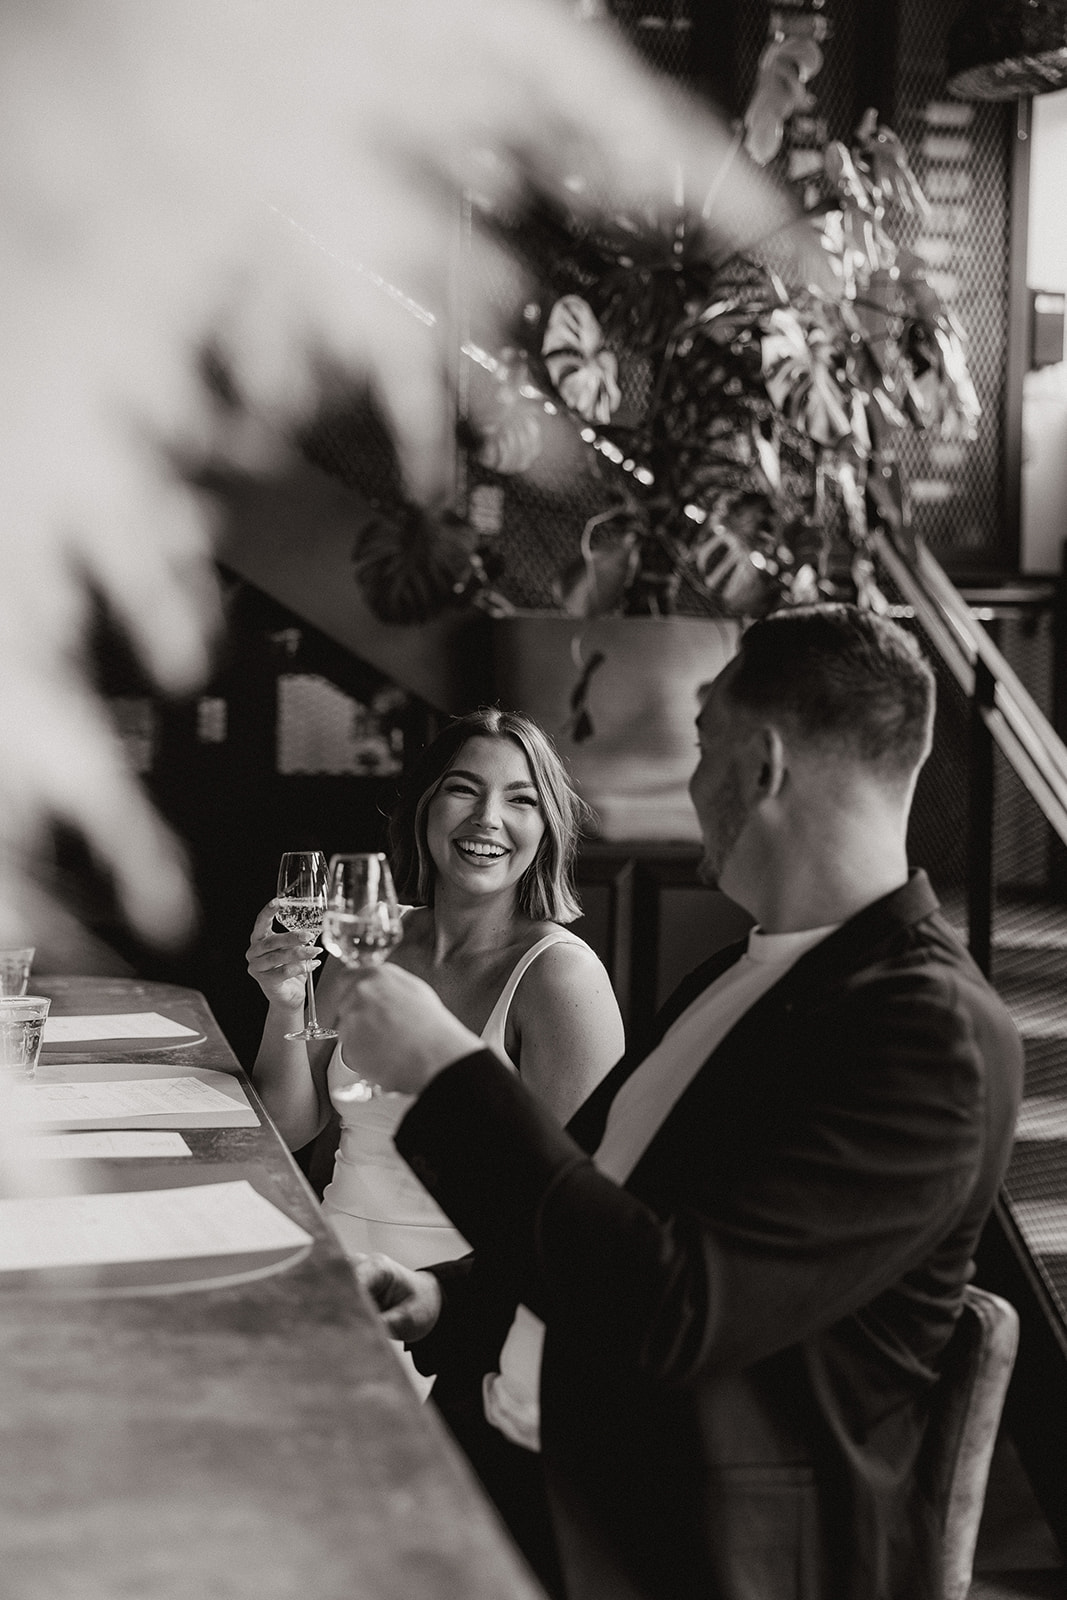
[0,976,544,1600]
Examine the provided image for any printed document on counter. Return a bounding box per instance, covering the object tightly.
[0,1180,312,1272]
[15,1077,239,1123]
[42,1012,200,1043]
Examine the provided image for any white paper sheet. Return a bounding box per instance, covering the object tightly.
[42,1012,200,1043]
[17,1131,192,1159]
[0,1180,312,1272]
[14,1077,238,1123]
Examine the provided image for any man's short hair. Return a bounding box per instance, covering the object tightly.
[723,603,936,777]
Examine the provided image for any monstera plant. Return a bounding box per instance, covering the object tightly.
[353,34,980,628]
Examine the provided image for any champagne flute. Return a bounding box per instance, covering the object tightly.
[275,851,337,1042]
[321,852,403,1101]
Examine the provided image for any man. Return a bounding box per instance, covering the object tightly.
[341,604,1022,1600]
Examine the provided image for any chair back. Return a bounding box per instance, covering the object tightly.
[918,1283,1020,1600]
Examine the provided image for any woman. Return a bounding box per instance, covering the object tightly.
[246,707,625,1275]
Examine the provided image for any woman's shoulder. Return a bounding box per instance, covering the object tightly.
[513,922,608,992]
[519,917,590,952]
[508,923,625,1095]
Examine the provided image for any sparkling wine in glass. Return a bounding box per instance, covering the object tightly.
[276,851,337,1042]
[321,852,403,1100]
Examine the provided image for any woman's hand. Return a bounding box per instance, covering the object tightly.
[354,1253,442,1343]
[245,900,320,1010]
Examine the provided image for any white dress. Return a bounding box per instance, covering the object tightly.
[321,928,586,1272]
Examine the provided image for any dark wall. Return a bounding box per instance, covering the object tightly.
[88,575,436,1067]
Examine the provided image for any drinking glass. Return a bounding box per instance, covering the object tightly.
[275,851,337,1043]
[321,853,404,1102]
[0,995,51,1078]
[0,946,35,998]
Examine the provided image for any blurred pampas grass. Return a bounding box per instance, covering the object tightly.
[0,0,789,953]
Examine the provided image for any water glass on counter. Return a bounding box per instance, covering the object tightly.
[0,947,35,998]
[0,996,51,1078]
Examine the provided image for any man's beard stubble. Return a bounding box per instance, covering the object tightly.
[696,762,750,891]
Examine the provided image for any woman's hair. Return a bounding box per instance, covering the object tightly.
[388,707,586,923]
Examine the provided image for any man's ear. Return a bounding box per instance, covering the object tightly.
[755,726,787,799]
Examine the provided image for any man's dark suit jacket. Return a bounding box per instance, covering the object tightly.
[396,873,1023,1600]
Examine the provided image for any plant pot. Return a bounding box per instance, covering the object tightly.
[492,614,739,841]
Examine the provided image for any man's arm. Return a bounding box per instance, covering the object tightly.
[394,969,1013,1386]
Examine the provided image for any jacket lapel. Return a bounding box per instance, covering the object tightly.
[565,940,747,1156]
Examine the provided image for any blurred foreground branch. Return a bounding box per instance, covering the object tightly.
[0,0,791,953]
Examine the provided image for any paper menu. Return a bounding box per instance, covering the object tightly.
[18,1131,192,1159]
[42,1012,200,1043]
[13,1062,260,1131]
[0,1179,312,1273]
[14,1077,237,1124]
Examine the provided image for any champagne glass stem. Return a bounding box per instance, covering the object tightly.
[304,962,322,1032]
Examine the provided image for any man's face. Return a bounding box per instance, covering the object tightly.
[688,672,754,891]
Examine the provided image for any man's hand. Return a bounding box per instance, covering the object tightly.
[336,963,481,1095]
[354,1252,443,1344]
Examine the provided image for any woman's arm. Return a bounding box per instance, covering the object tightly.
[246,899,337,1150]
[509,942,625,1124]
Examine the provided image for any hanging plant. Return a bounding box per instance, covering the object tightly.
[353,503,489,625]
[348,31,981,628]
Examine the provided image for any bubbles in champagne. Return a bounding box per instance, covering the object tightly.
[274,899,325,935]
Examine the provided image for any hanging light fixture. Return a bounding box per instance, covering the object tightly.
[946,0,1067,98]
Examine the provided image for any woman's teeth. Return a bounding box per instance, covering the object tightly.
[456,840,507,859]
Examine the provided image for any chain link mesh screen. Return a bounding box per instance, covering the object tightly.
[730,0,1014,573]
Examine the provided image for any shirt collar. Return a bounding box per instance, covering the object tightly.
[746,921,842,966]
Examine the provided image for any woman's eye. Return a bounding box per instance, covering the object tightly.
[511,794,540,807]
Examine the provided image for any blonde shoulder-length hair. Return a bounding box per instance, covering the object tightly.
[388,707,586,924]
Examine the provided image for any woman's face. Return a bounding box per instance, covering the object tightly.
[425,736,547,903]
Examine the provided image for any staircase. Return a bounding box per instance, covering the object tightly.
[876,534,1067,1558]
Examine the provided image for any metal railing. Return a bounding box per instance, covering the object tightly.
[874,529,1067,1555]
[874,531,1067,973]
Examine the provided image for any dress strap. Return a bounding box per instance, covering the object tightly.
[479,931,583,1071]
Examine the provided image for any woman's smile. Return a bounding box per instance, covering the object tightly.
[453,837,511,863]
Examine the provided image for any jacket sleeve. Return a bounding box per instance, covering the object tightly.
[396,964,1016,1388]
[407,1252,521,1384]
[407,948,751,1378]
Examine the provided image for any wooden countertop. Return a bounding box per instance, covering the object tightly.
[0,977,543,1600]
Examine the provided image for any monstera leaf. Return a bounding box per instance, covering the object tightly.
[743,36,823,166]
[542,295,622,423]
[353,503,480,625]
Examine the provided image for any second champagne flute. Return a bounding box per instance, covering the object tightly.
[321,853,403,1100]
[275,851,337,1042]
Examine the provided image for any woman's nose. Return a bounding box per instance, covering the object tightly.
[471,792,502,828]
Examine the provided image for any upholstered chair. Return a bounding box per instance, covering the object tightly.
[919,1284,1020,1600]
